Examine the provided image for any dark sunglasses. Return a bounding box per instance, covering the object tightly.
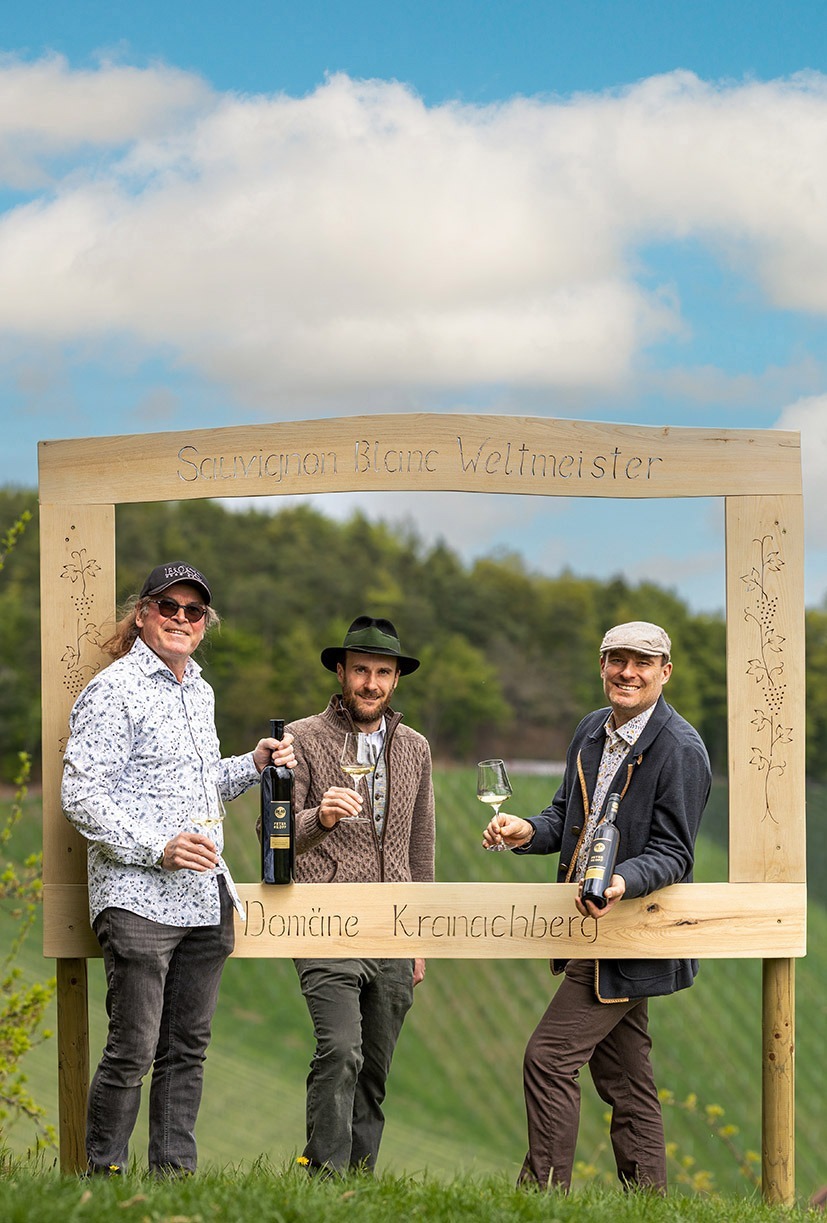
[149,597,207,624]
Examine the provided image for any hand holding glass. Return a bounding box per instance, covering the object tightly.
[339,733,376,822]
[477,758,512,851]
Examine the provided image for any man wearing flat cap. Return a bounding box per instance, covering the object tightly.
[287,615,435,1176]
[483,621,711,1194]
[62,561,296,1176]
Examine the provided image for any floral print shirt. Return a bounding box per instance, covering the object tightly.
[574,703,657,880]
[62,637,257,926]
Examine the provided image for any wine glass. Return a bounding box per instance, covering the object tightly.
[193,784,226,833]
[477,758,512,851]
[339,733,376,822]
[192,785,226,867]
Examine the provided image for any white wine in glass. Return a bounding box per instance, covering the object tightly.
[477,758,512,851]
[194,784,226,833]
[339,733,376,822]
[191,785,226,870]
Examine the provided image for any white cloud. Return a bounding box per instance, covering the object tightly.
[775,395,827,548]
[1,63,827,399]
[219,487,561,562]
[0,53,214,188]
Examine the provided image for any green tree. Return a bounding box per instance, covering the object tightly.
[0,493,40,782]
[10,487,827,781]
[805,608,827,780]
[0,511,56,1156]
[404,634,513,759]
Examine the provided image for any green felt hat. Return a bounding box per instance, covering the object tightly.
[321,616,420,675]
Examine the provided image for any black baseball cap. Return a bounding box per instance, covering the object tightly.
[140,562,212,605]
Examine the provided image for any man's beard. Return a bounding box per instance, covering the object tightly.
[341,681,393,727]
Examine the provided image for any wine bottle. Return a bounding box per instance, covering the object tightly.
[580,791,621,909]
[260,718,294,885]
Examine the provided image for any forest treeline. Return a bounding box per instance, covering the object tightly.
[3,487,827,781]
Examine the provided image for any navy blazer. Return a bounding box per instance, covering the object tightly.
[518,696,712,1002]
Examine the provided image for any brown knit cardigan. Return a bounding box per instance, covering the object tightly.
[287,695,435,884]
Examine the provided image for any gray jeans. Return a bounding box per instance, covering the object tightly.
[88,879,234,1174]
[294,957,414,1173]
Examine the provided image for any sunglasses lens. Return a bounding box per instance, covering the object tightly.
[155,598,206,623]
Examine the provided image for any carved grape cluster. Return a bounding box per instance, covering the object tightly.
[760,595,778,625]
[765,684,786,715]
[63,671,87,698]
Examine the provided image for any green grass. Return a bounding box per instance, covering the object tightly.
[2,772,825,1209]
[0,1162,816,1222]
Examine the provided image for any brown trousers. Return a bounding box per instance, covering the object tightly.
[519,958,667,1192]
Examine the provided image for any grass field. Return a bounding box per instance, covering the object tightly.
[1,771,824,1207]
[0,1162,816,1222]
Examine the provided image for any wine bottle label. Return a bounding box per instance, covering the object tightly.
[268,800,292,837]
[584,866,608,880]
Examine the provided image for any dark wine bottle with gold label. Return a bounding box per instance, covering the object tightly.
[580,791,621,909]
[261,719,294,885]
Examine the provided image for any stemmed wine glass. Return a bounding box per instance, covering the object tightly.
[339,733,376,822]
[194,784,226,833]
[192,785,226,867]
[477,758,512,851]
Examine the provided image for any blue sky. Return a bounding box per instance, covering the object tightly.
[2,1,827,613]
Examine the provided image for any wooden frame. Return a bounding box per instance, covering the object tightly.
[39,415,806,1201]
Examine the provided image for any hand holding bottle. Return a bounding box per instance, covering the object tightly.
[254,731,297,773]
[576,873,626,917]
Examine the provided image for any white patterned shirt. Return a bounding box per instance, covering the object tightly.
[62,637,257,926]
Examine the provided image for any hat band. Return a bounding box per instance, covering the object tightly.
[344,627,403,655]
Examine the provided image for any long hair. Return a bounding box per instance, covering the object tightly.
[102,595,220,661]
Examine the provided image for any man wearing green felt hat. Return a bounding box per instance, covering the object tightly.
[286,615,434,1176]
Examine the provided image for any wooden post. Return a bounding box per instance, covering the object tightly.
[56,959,89,1174]
[39,499,115,1176]
[762,958,795,1207]
[725,494,805,1204]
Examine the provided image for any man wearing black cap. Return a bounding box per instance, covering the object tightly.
[62,561,296,1177]
[483,621,711,1194]
[287,615,435,1176]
